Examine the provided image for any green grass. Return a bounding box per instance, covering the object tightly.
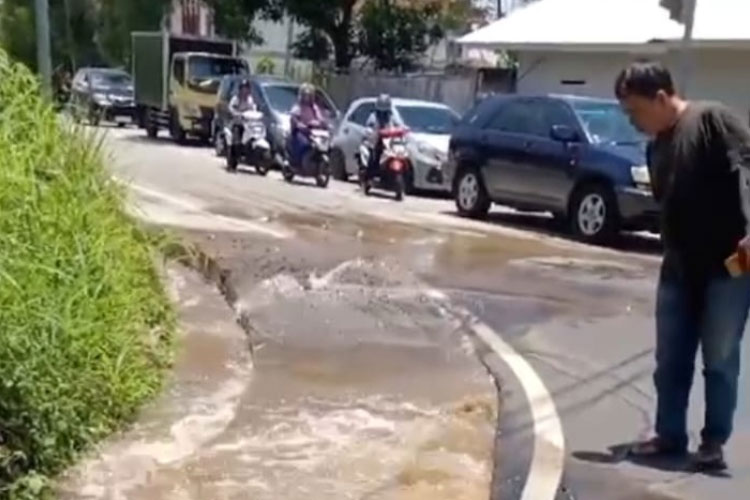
[0,52,174,498]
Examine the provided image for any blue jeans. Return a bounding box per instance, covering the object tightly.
[288,130,310,168]
[655,255,750,448]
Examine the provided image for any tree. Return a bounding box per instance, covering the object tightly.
[292,28,331,64]
[358,0,435,72]
[95,0,172,67]
[281,0,358,70]
[205,0,280,43]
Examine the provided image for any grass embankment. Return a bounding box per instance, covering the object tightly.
[0,52,174,498]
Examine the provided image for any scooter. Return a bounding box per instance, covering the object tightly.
[282,122,332,188]
[225,110,272,175]
[358,127,410,201]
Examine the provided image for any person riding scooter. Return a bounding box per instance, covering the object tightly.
[228,79,258,138]
[364,94,398,182]
[288,83,325,168]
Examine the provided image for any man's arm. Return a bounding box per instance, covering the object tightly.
[708,106,750,172]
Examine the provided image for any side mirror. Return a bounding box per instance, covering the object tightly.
[550,124,580,143]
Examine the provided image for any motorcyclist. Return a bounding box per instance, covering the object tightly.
[228,79,257,145]
[229,79,257,116]
[288,83,325,167]
[364,94,397,181]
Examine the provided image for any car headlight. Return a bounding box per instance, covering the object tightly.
[631,165,651,187]
[417,142,445,163]
[93,93,110,105]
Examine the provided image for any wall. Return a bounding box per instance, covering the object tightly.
[323,69,515,114]
[516,49,750,121]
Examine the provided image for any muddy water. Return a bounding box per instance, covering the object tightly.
[214,261,498,500]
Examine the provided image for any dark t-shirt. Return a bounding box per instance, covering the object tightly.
[648,102,750,280]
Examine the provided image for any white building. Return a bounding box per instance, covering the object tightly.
[459,0,750,119]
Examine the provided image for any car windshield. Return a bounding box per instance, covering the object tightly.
[396,105,459,134]
[189,57,247,94]
[263,84,337,117]
[90,71,131,88]
[572,101,645,145]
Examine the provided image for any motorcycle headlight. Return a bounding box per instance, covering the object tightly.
[630,165,651,188]
[93,93,110,105]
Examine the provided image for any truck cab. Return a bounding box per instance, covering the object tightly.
[168,52,248,142]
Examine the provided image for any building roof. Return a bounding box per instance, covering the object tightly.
[458,0,750,50]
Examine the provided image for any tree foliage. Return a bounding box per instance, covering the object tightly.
[358,0,435,72]
[292,29,331,64]
[205,0,280,43]
[281,0,358,69]
[0,0,170,72]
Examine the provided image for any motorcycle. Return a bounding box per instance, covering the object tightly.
[282,122,332,188]
[225,110,272,175]
[358,127,410,201]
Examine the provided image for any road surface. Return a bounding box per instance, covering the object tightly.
[61,127,750,500]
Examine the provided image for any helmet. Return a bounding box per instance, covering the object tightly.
[238,78,251,91]
[299,83,315,100]
[375,94,392,113]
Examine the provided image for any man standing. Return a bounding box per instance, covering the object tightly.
[616,61,750,470]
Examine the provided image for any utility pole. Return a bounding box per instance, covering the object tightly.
[34,0,53,96]
[283,15,295,78]
[677,0,697,96]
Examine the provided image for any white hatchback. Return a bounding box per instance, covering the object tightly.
[330,97,459,193]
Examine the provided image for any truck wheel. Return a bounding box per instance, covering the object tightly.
[569,183,619,244]
[170,111,187,145]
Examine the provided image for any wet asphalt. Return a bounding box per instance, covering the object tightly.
[64,127,750,500]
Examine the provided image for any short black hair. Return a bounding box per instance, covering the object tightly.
[614,61,676,99]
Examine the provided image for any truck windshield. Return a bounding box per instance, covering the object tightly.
[188,57,247,93]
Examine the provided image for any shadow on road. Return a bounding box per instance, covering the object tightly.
[441,209,663,257]
[573,444,732,478]
[119,133,209,149]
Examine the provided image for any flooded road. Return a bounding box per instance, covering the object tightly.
[59,128,750,500]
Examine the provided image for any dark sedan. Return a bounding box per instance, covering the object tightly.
[446,94,659,243]
[70,68,135,126]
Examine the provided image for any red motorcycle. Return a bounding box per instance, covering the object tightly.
[358,127,410,201]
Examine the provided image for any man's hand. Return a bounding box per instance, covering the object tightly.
[740,235,750,256]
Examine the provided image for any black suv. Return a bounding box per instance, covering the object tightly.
[447,94,659,243]
[70,68,135,126]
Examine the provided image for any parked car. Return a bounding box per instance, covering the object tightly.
[212,76,340,161]
[446,94,658,243]
[70,67,135,126]
[331,97,459,191]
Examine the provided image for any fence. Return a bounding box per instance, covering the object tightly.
[322,68,516,114]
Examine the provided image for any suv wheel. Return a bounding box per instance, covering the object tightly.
[455,167,490,218]
[570,184,619,244]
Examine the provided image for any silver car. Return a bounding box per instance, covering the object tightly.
[330,97,459,192]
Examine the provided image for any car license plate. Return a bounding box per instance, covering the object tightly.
[115,116,131,124]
